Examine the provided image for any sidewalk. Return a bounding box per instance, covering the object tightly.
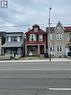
[0,58,71,63]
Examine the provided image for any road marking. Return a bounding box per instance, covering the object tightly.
[49,88,71,90]
[0,69,70,71]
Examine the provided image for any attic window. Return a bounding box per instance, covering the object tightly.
[34,28,38,32]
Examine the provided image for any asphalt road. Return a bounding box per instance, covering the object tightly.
[0,61,71,95]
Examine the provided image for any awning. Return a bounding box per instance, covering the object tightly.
[1,42,23,48]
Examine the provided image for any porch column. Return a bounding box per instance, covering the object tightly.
[25,45,27,56]
[44,44,46,53]
[38,45,40,55]
[1,48,4,55]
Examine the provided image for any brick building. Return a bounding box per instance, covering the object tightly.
[25,24,47,56]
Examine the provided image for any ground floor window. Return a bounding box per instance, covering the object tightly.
[69,46,71,51]
[27,45,45,55]
[57,46,62,52]
[27,45,38,55]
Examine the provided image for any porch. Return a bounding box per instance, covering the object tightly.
[25,44,46,56]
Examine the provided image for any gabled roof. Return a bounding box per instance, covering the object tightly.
[25,29,46,34]
[25,25,46,34]
[64,27,71,31]
[54,21,64,30]
[46,26,71,33]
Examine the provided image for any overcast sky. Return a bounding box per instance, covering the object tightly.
[0,0,71,32]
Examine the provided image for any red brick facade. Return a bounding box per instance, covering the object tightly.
[25,24,47,56]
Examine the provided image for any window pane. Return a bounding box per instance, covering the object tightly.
[57,46,59,52]
[17,37,20,42]
[39,35,43,41]
[60,46,62,51]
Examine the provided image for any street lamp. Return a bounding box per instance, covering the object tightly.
[48,7,52,61]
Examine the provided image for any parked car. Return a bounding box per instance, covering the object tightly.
[67,51,71,57]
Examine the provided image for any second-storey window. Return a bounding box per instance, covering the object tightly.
[17,36,21,42]
[7,36,11,42]
[11,37,17,42]
[39,35,43,41]
[49,34,53,40]
[29,34,36,41]
[56,34,63,40]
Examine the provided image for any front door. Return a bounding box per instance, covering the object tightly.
[40,45,44,54]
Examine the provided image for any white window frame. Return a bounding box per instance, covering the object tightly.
[29,34,36,41]
[17,36,20,42]
[39,35,43,41]
[56,34,63,40]
[34,28,38,32]
[57,46,62,52]
[50,45,54,52]
[50,34,53,40]
[7,36,11,42]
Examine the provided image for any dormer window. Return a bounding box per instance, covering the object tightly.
[33,24,39,32]
[34,28,38,32]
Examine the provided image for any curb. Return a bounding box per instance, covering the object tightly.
[0,59,71,63]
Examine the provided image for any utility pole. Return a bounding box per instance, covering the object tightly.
[48,7,52,61]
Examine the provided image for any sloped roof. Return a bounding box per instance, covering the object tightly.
[46,26,71,33]
[64,27,71,31]
[1,42,23,48]
[25,29,46,34]
[25,24,46,34]
[46,27,55,33]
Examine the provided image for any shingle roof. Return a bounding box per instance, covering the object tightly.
[1,42,23,48]
[64,27,71,31]
[46,26,71,32]
[25,29,46,34]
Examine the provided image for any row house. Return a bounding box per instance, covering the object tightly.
[47,21,71,57]
[0,32,5,55]
[64,27,71,56]
[1,32,24,58]
[0,23,71,58]
[25,24,47,56]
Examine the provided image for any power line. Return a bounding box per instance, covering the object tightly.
[0,23,71,28]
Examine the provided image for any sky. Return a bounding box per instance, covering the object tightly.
[0,0,71,32]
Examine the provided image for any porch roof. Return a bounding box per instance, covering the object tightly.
[1,42,23,48]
